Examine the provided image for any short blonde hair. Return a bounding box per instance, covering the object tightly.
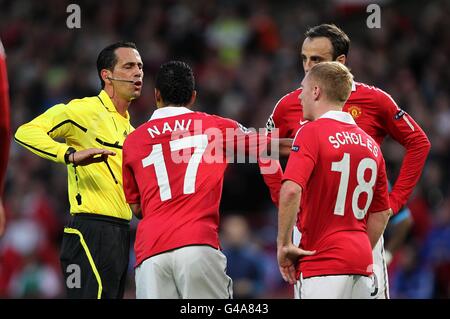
[308,61,353,103]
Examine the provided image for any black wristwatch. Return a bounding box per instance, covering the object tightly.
[64,147,77,164]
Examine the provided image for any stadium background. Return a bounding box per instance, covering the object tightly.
[0,0,449,298]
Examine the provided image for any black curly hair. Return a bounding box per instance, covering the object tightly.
[155,61,195,106]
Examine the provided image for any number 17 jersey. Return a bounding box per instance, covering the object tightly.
[123,107,246,267]
[282,111,390,279]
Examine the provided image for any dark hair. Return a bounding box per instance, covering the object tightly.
[305,24,350,60]
[155,61,195,106]
[96,41,137,88]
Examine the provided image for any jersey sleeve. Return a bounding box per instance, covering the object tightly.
[282,126,318,189]
[368,154,390,214]
[377,90,431,213]
[0,40,10,194]
[14,99,91,163]
[216,116,269,161]
[122,138,140,204]
[266,94,289,138]
[258,158,283,207]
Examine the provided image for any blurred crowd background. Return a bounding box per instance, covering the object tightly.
[1,0,449,298]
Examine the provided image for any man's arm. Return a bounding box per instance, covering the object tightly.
[277,180,315,284]
[367,209,392,248]
[14,101,112,165]
[258,135,291,207]
[122,139,141,218]
[279,138,293,157]
[380,91,431,213]
[258,158,283,207]
[0,39,10,237]
[366,150,392,248]
[15,103,79,163]
[130,203,142,219]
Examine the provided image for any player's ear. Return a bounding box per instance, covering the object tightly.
[336,54,346,65]
[102,69,112,84]
[313,85,320,101]
[155,89,163,108]
[186,90,197,109]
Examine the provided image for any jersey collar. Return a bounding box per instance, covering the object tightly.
[97,90,131,119]
[150,106,193,121]
[319,110,356,125]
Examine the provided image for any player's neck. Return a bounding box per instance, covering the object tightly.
[314,104,343,120]
[157,103,188,109]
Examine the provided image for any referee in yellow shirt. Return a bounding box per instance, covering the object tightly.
[14,42,143,299]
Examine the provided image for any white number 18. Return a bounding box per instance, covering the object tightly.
[331,153,377,220]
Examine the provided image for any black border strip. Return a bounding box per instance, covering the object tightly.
[96,138,122,149]
[47,120,87,134]
[97,96,107,108]
[14,137,57,158]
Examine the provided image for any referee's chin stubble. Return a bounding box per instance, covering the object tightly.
[118,83,142,101]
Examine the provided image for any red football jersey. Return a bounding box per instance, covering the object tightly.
[267,82,430,213]
[123,106,262,267]
[0,39,10,194]
[282,111,390,279]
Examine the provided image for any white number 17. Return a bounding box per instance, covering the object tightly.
[142,135,208,201]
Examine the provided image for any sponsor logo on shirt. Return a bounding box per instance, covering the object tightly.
[347,105,362,119]
[394,109,406,120]
[292,145,300,152]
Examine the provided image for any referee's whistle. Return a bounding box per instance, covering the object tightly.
[76,193,82,205]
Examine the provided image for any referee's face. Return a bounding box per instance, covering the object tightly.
[111,47,144,101]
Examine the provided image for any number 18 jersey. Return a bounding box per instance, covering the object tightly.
[282,111,390,279]
[123,106,250,267]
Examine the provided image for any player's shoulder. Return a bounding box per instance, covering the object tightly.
[352,81,396,104]
[170,110,239,131]
[65,94,103,112]
[292,120,318,139]
[273,87,302,112]
[194,110,219,120]
[204,112,237,127]
[278,87,302,103]
[276,87,302,104]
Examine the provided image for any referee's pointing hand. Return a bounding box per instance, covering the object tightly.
[69,148,116,166]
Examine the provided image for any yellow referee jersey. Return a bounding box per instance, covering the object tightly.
[15,90,134,220]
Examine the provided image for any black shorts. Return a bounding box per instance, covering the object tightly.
[60,213,130,299]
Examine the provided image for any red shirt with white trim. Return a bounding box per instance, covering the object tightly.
[123,106,261,266]
[267,81,430,213]
[283,111,390,278]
